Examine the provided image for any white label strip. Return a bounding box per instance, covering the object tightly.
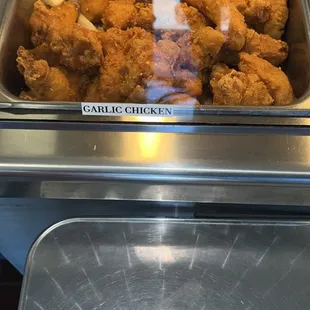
[81,103,175,117]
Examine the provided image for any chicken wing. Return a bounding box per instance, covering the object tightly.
[80,0,109,23]
[238,52,294,105]
[177,26,225,71]
[210,63,273,105]
[243,29,288,65]
[264,0,288,39]
[17,46,76,101]
[47,24,103,70]
[183,0,247,50]
[30,0,79,46]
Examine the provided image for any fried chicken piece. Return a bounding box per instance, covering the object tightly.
[17,46,76,101]
[97,28,155,102]
[263,0,288,39]
[47,24,103,70]
[80,0,109,23]
[177,27,225,71]
[30,0,79,46]
[97,27,201,103]
[210,63,273,105]
[95,28,148,101]
[243,29,288,65]
[26,43,60,67]
[102,0,154,30]
[183,0,247,50]
[230,0,271,25]
[238,52,294,105]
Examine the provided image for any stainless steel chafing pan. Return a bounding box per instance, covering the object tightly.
[0,0,310,117]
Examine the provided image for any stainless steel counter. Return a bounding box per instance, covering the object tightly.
[0,124,310,206]
[19,218,310,310]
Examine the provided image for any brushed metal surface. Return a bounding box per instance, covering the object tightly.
[19,218,310,310]
[0,0,310,124]
[0,126,310,205]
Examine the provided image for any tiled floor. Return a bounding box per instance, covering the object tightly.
[0,259,22,310]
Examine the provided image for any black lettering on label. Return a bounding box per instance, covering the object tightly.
[165,108,172,116]
[116,106,122,113]
[158,108,164,115]
[91,106,99,113]
[125,106,131,113]
[150,107,157,114]
[83,105,91,113]
[98,106,104,113]
[144,107,150,114]
[132,107,139,114]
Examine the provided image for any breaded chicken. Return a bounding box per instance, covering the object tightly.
[238,52,294,105]
[175,3,210,30]
[17,46,76,101]
[102,0,154,30]
[230,0,271,25]
[25,43,60,67]
[80,0,109,23]
[102,2,208,31]
[47,24,103,70]
[210,63,273,105]
[93,27,202,103]
[94,28,155,102]
[264,0,288,39]
[243,29,288,65]
[177,27,225,71]
[30,0,79,46]
[183,0,247,50]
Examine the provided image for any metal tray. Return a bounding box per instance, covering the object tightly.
[1,0,310,119]
[19,218,310,310]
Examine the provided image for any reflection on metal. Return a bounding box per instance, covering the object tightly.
[19,218,310,310]
[0,127,309,205]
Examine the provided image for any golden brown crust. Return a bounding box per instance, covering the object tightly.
[238,52,294,105]
[183,0,247,50]
[80,0,109,23]
[30,0,79,46]
[17,46,77,101]
[243,29,288,65]
[210,63,274,105]
[177,27,225,71]
[264,0,288,39]
[48,24,103,70]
